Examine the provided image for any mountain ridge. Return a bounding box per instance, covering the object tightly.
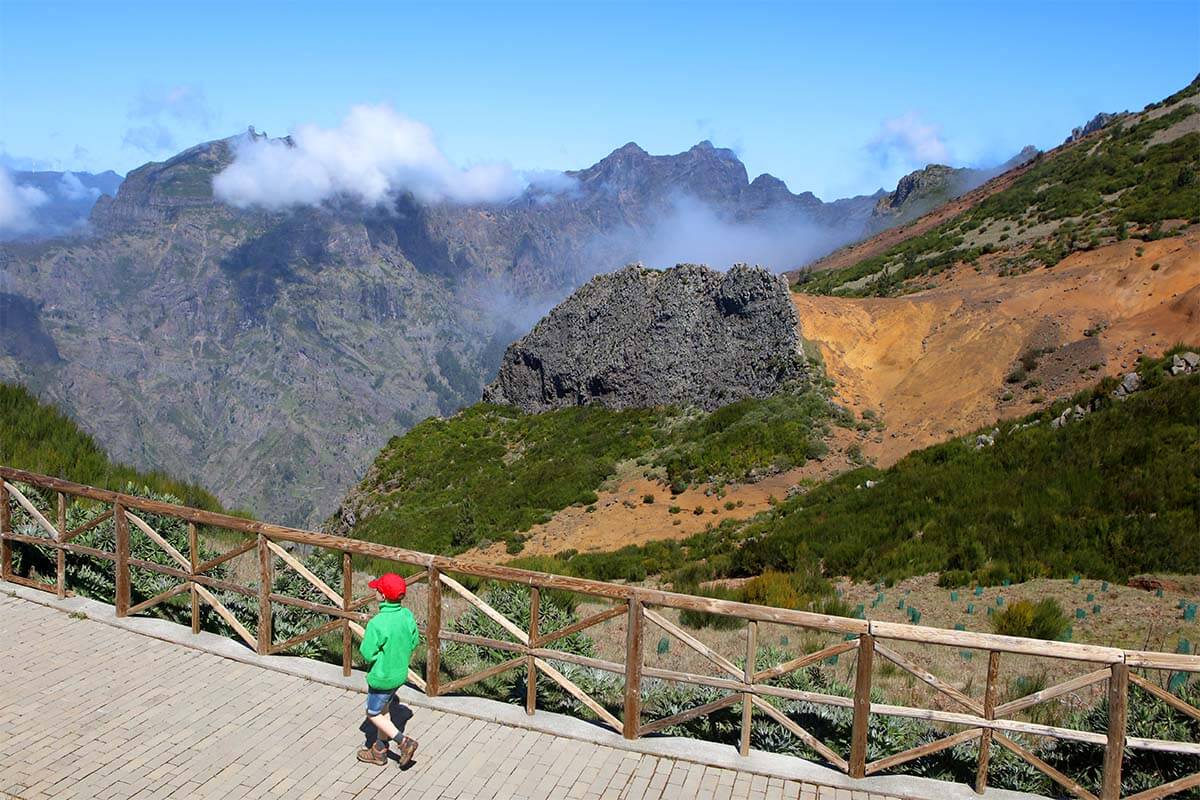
[0,129,1042,525]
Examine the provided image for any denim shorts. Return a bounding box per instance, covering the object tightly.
[365,688,395,716]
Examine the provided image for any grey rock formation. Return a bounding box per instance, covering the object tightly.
[483,263,807,413]
[1114,372,1142,399]
[1064,113,1119,145]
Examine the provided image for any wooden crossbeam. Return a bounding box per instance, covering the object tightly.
[125,511,191,570]
[750,695,848,773]
[194,538,257,573]
[865,727,982,775]
[643,606,741,678]
[440,573,529,644]
[269,617,346,654]
[439,656,525,695]
[994,667,1110,719]
[535,657,622,732]
[753,640,858,683]
[1123,772,1200,800]
[127,582,190,616]
[403,569,429,585]
[638,694,739,736]
[874,642,983,716]
[194,584,256,649]
[1129,673,1200,722]
[4,482,59,539]
[994,732,1097,800]
[265,540,343,606]
[63,509,112,542]
[534,604,627,648]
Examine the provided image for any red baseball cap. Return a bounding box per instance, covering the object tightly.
[368,573,407,601]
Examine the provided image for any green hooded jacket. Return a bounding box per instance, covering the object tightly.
[359,601,421,690]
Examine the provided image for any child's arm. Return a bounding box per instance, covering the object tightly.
[359,618,385,664]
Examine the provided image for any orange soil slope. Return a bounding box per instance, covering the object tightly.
[793,228,1200,466]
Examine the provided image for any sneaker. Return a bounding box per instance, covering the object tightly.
[396,736,418,767]
[357,741,389,766]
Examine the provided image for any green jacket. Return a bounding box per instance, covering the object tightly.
[359,601,421,690]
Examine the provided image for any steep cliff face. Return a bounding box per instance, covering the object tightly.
[0,131,1020,525]
[484,263,807,413]
[0,138,500,526]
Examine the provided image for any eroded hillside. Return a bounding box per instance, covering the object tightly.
[795,229,1200,465]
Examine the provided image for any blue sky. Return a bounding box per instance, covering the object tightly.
[2,0,1197,200]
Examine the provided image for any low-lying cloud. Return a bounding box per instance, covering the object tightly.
[869,111,950,170]
[0,169,49,233]
[214,105,571,210]
[590,194,857,276]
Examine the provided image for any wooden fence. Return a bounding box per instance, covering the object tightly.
[1,465,1197,800]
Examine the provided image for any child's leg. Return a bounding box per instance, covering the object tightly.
[368,710,400,742]
[358,689,398,764]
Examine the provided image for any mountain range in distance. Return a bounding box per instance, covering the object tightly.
[0,130,1038,526]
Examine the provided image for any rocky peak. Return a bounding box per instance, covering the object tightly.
[1064,112,1119,144]
[873,163,959,217]
[90,135,242,232]
[483,262,808,413]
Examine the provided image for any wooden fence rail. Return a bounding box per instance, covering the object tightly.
[1,465,1198,799]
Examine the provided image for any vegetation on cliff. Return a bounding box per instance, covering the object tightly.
[337,384,840,555]
[799,76,1200,296]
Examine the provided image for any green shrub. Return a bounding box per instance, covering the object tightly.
[992,599,1070,640]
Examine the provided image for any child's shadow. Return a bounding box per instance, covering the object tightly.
[360,703,416,769]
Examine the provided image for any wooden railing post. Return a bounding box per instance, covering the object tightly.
[0,482,10,581]
[976,650,1001,794]
[740,620,758,756]
[426,564,442,696]
[55,492,66,598]
[188,522,199,635]
[1101,662,1128,800]
[114,503,130,615]
[256,534,272,654]
[342,552,352,677]
[849,633,875,777]
[526,586,540,715]
[623,594,643,739]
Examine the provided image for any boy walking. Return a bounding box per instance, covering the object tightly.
[357,572,421,766]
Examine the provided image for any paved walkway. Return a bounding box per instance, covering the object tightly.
[0,594,914,800]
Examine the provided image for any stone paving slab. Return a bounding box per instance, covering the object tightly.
[0,587,1034,800]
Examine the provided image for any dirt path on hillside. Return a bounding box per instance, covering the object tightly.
[794,230,1200,465]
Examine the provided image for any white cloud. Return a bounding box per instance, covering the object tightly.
[58,172,100,201]
[0,169,49,233]
[868,112,950,168]
[213,105,569,210]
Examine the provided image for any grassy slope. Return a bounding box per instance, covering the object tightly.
[512,352,1200,593]
[0,382,225,512]
[342,387,840,554]
[799,76,1200,296]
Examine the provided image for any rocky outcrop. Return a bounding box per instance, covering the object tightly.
[871,147,1039,224]
[1064,112,1119,145]
[483,263,807,413]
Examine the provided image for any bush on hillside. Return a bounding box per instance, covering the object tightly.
[991,599,1070,641]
